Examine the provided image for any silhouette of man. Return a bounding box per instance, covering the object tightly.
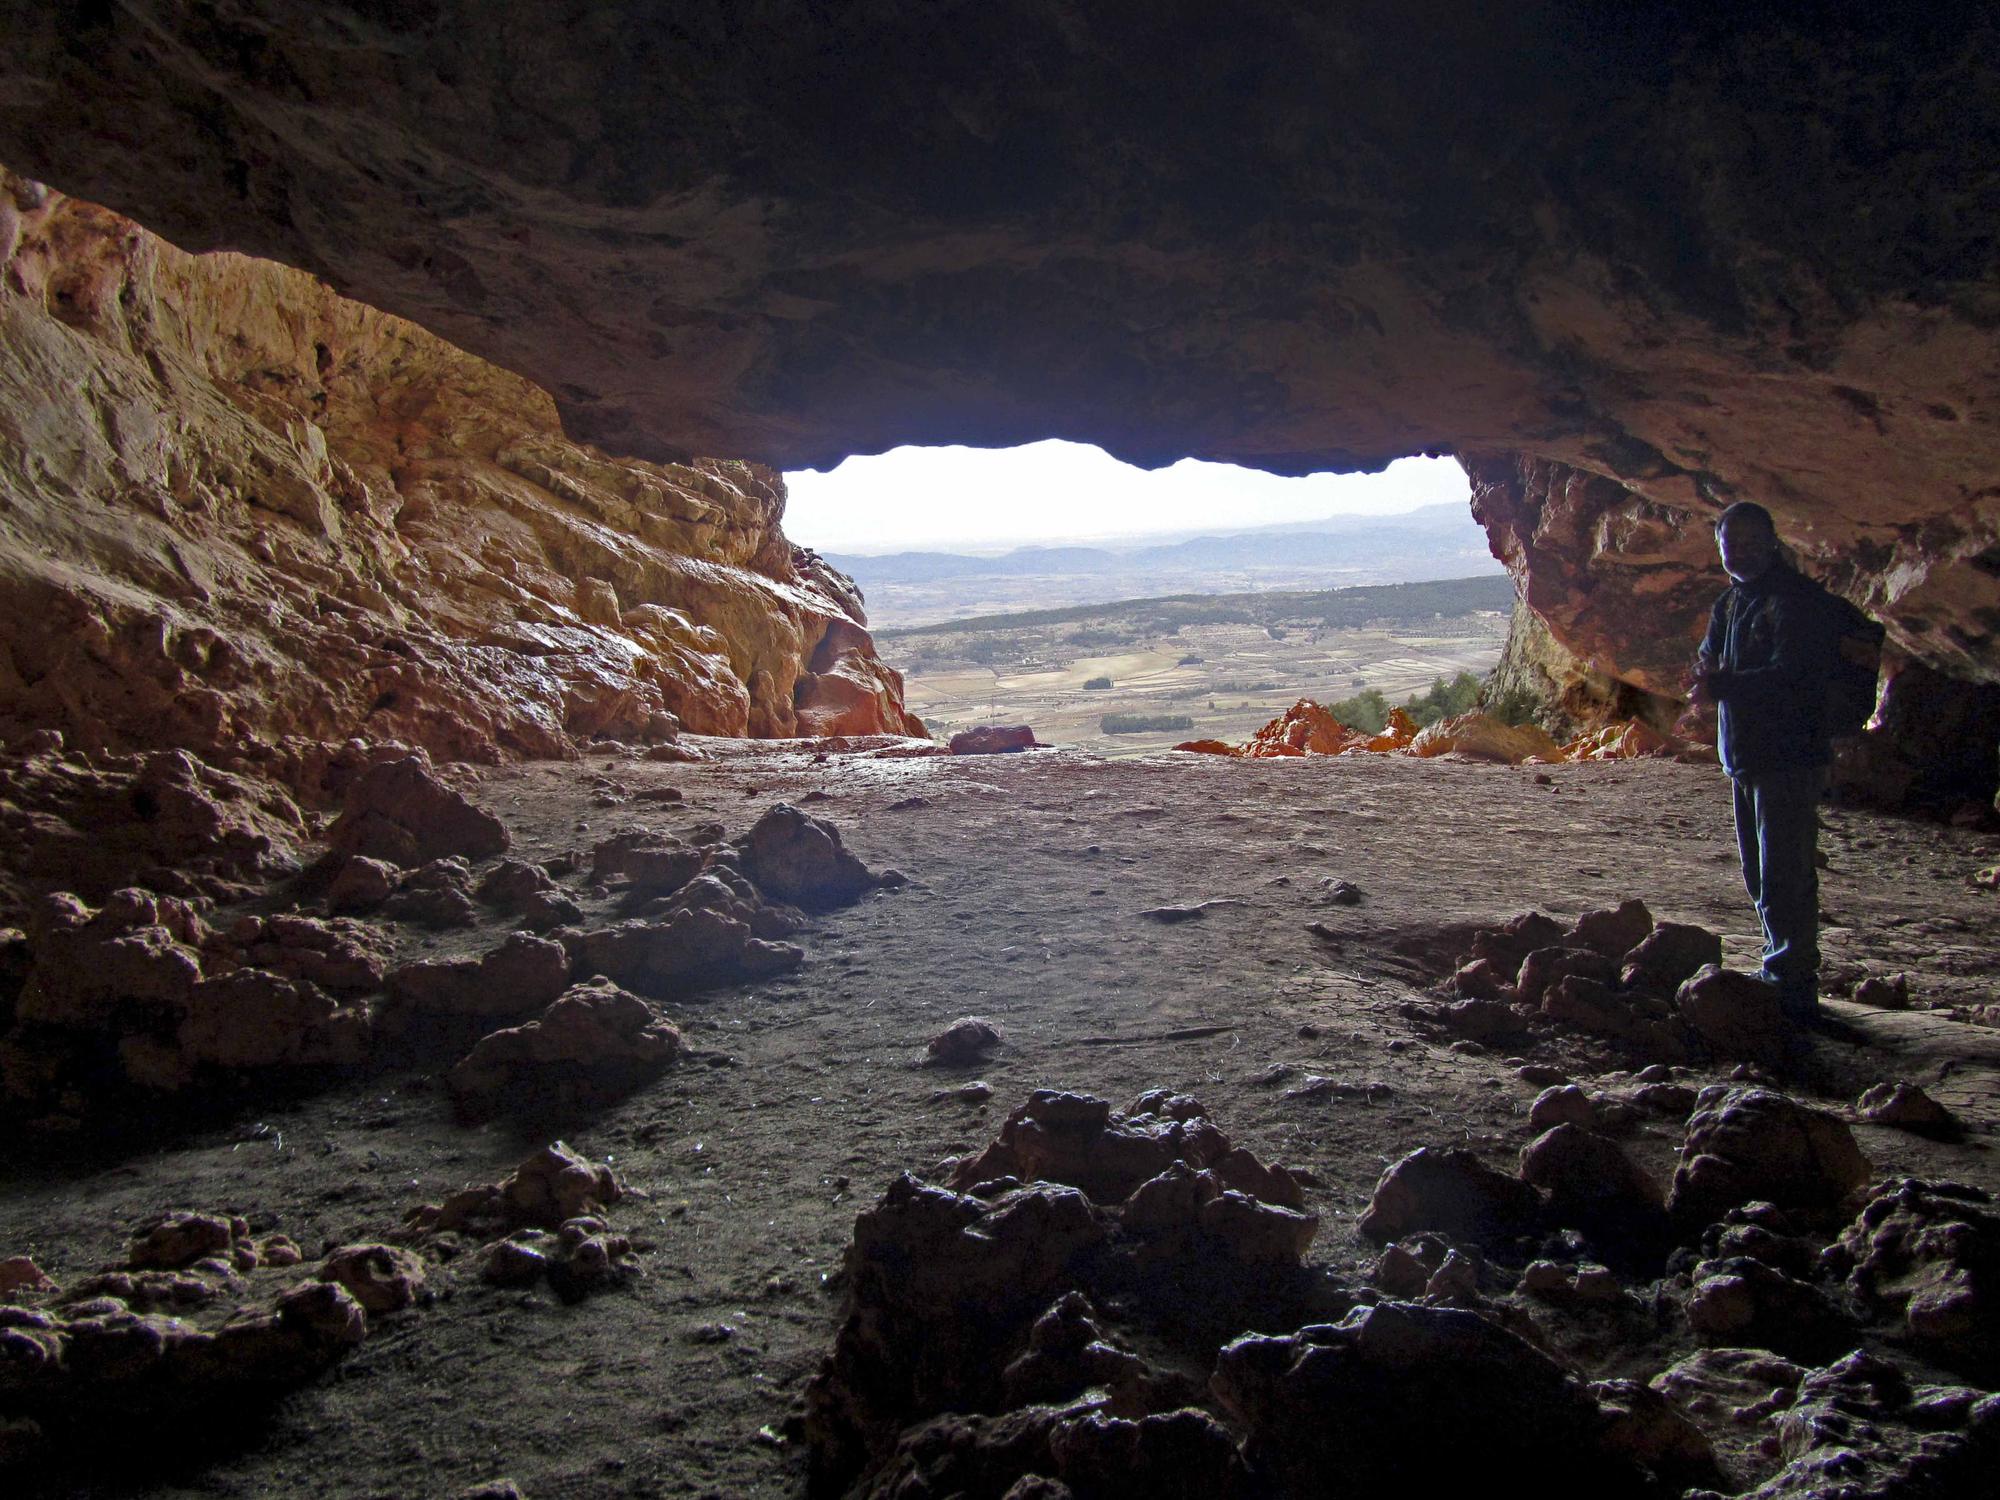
[1689,502,1835,1022]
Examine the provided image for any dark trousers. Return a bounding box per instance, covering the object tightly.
[1730,766,1826,1010]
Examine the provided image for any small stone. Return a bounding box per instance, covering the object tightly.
[1528,1084,1596,1131]
[927,1016,1001,1066]
[0,1257,56,1297]
[1854,1081,1958,1137]
[1852,974,1911,1009]
[318,1244,427,1314]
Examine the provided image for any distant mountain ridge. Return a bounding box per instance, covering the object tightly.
[821,502,1501,628]
[824,502,1485,585]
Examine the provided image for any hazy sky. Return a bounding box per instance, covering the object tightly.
[782,442,1470,554]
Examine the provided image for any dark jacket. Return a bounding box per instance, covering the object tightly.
[1699,560,1835,776]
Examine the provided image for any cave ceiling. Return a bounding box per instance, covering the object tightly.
[2,3,1998,682]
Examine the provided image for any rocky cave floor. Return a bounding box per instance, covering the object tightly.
[4,744,1999,1499]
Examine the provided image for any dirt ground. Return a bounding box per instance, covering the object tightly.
[4,743,1998,1498]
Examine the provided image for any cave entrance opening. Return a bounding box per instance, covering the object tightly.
[783,443,1511,756]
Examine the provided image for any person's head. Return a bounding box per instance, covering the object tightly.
[1714,501,1780,582]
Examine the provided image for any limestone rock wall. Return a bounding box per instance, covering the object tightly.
[0,170,922,775]
[1467,453,2000,810]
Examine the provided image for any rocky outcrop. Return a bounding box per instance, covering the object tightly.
[0,168,920,775]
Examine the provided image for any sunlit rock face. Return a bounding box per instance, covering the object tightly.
[0,171,920,767]
[0,6,1993,777]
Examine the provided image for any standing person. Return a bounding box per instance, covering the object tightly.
[1688,502,1837,1023]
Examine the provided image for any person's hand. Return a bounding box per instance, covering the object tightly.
[1687,659,1717,705]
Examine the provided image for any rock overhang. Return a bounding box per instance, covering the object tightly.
[1,3,1997,740]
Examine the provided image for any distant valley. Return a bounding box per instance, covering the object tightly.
[823,502,1501,629]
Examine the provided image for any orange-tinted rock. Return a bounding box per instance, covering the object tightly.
[1243,699,1362,758]
[795,618,928,739]
[1171,739,1240,756]
[1360,707,1421,752]
[0,745,306,915]
[1560,719,1680,761]
[0,172,918,782]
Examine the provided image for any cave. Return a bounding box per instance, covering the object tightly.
[1,7,1998,1498]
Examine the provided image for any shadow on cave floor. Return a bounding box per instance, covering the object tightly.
[2,744,1997,1498]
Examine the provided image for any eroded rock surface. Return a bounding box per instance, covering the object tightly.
[805,1091,1325,1496]
[0,168,922,785]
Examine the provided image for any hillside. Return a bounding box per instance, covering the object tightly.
[828,505,1502,627]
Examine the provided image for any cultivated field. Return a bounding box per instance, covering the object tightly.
[880,576,1514,755]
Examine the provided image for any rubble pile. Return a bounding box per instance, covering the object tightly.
[1415,900,1799,1063]
[1,887,375,1118]
[0,1209,369,1475]
[1176,699,1711,766]
[805,1085,1983,1498]
[805,1091,1330,1495]
[0,756,895,1122]
[0,741,308,915]
[403,1142,640,1302]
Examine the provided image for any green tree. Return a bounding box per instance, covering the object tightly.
[1327,687,1389,734]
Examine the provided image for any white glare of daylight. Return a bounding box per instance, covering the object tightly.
[782,442,1469,554]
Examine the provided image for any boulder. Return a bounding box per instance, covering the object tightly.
[177,968,369,1071]
[1621,922,1724,994]
[1517,945,1618,1007]
[1684,1256,1854,1359]
[589,830,708,891]
[926,1016,1002,1065]
[1542,974,1689,1057]
[571,908,803,995]
[386,932,570,1019]
[1854,1082,1959,1138]
[1826,1178,1998,1376]
[379,856,480,928]
[1463,910,1566,980]
[1408,711,1562,764]
[445,978,683,1120]
[1565,898,1654,959]
[949,725,1039,754]
[1748,1351,2000,1500]
[1519,1125,1665,1237]
[734,803,880,910]
[1356,1146,1545,1245]
[1674,965,1789,1060]
[404,1141,623,1238]
[1210,1303,1648,1493]
[1527,1084,1596,1131]
[316,1244,427,1315]
[1668,1087,1871,1226]
[325,855,397,915]
[323,754,508,867]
